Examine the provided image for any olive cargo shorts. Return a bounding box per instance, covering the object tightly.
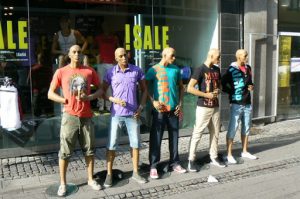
[58,112,95,160]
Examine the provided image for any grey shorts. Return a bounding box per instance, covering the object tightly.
[58,112,95,160]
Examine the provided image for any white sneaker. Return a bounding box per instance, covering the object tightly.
[210,158,226,168]
[227,156,237,164]
[241,152,257,160]
[57,184,67,196]
[150,168,159,179]
[132,172,147,184]
[88,179,102,190]
[172,164,187,174]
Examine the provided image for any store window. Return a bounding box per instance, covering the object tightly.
[278,33,300,119]
[0,0,218,154]
[278,0,300,120]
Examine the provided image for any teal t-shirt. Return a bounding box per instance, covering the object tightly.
[145,64,181,111]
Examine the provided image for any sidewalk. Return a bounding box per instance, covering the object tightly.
[1,119,300,199]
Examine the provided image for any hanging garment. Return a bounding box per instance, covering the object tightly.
[0,85,22,130]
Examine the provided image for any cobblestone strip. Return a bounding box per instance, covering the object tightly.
[99,157,300,199]
[0,141,164,181]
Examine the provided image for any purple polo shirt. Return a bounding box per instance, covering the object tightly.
[104,64,144,116]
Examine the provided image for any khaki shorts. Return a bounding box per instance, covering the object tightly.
[58,112,95,160]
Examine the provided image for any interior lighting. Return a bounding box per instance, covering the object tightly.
[281,0,290,7]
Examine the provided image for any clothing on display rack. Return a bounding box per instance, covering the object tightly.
[0,77,22,130]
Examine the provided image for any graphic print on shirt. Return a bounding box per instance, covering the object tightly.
[204,72,220,107]
[229,67,245,101]
[154,65,170,111]
[69,74,87,98]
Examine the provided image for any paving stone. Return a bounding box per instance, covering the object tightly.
[125,192,133,198]
[157,191,165,196]
[140,189,150,195]
[168,184,177,189]
[113,195,121,199]
[132,191,141,196]
[155,186,164,192]
[150,192,158,197]
[163,185,170,190]
[149,188,156,193]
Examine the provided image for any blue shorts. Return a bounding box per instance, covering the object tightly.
[107,116,141,150]
[227,104,252,139]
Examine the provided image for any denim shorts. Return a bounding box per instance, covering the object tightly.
[227,104,252,139]
[59,112,95,160]
[107,116,141,150]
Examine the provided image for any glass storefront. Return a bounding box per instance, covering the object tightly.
[0,0,218,155]
[278,0,300,120]
[278,33,300,119]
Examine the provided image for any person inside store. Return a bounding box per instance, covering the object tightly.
[186,48,226,172]
[146,47,187,179]
[221,49,258,164]
[48,45,102,196]
[29,51,53,117]
[51,15,88,68]
[94,20,119,113]
[101,47,148,187]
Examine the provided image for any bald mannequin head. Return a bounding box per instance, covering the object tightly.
[207,48,219,59]
[68,45,81,65]
[115,47,128,68]
[204,48,220,67]
[236,49,248,59]
[68,45,81,55]
[235,49,248,66]
[161,47,176,66]
[162,47,175,56]
[115,47,125,57]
